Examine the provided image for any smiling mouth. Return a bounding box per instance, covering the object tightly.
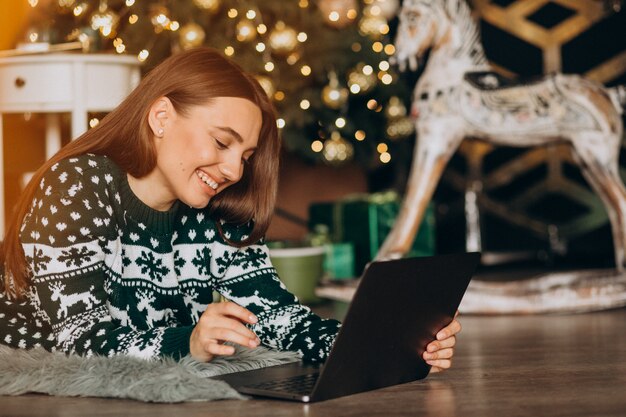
[195,170,219,190]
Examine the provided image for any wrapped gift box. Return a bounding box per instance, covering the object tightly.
[309,191,436,274]
[323,242,355,280]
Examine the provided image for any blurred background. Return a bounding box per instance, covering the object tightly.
[1,0,625,272]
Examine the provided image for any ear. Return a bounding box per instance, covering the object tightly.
[148,97,174,138]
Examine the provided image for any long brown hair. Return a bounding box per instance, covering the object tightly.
[2,47,280,297]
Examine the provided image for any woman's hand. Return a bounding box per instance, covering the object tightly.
[423,312,462,373]
[190,301,261,362]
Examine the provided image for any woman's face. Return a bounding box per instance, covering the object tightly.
[150,97,262,210]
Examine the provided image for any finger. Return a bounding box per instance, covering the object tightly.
[423,347,454,361]
[209,327,260,349]
[216,301,258,325]
[209,316,260,342]
[429,366,443,374]
[197,309,260,350]
[426,359,452,370]
[222,301,259,324]
[205,341,236,356]
[427,335,456,352]
[436,319,461,340]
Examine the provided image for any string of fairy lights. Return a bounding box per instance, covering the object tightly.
[25,0,415,166]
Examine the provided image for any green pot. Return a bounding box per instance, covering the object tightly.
[269,246,325,305]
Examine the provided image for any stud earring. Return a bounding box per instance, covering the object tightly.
[157,128,164,137]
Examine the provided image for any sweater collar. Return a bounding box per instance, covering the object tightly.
[117,170,180,236]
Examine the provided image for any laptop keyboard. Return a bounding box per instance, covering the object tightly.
[243,373,320,395]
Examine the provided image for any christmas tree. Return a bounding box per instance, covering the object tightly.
[29,0,415,174]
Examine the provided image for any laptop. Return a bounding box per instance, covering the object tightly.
[213,252,481,403]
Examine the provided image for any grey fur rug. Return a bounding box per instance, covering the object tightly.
[0,345,300,403]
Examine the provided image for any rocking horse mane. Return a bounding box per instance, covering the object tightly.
[439,0,488,65]
[441,0,473,25]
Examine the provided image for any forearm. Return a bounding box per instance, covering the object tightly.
[252,303,340,362]
[216,244,340,362]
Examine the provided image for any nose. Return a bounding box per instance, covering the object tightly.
[218,153,244,183]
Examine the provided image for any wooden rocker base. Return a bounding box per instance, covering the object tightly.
[460,269,626,314]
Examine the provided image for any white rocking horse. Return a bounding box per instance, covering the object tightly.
[377,0,626,313]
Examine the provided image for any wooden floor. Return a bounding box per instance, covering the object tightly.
[1,307,625,416]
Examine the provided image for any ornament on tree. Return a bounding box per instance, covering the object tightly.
[369,0,400,21]
[73,2,89,17]
[286,51,302,65]
[323,131,354,164]
[66,26,98,52]
[192,0,221,14]
[358,12,388,38]
[386,117,414,140]
[385,96,406,118]
[179,22,206,49]
[23,25,49,44]
[317,0,358,29]
[385,97,414,140]
[236,19,257,42]
[149,4,171,32]
[268,21,298,55]
[56,0,76,13]
[348,63,377,94]
[90,1,119,37]
[322,71,349,109]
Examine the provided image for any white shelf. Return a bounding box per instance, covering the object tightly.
[0,53,141,236]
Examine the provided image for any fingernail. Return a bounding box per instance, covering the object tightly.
[249,315,258,323]
[437,331,446,340]
[249,339,258,348]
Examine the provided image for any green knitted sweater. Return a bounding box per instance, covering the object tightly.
[0,154,340,362]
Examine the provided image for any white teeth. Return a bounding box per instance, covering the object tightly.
[196,170,218,190]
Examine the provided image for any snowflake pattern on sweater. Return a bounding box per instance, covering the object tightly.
[0,155,340,361]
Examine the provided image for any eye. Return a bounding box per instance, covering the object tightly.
[214,138,228,150]
[407,11,421,22]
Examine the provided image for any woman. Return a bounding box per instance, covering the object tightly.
[0,47,459,369]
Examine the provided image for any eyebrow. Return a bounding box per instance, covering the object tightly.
[216,126,244,143]
[215,126,258,151]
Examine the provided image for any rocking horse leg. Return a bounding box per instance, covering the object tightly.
[460,133,626,314]
[570,134,626,272]
[376,123,464,260]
